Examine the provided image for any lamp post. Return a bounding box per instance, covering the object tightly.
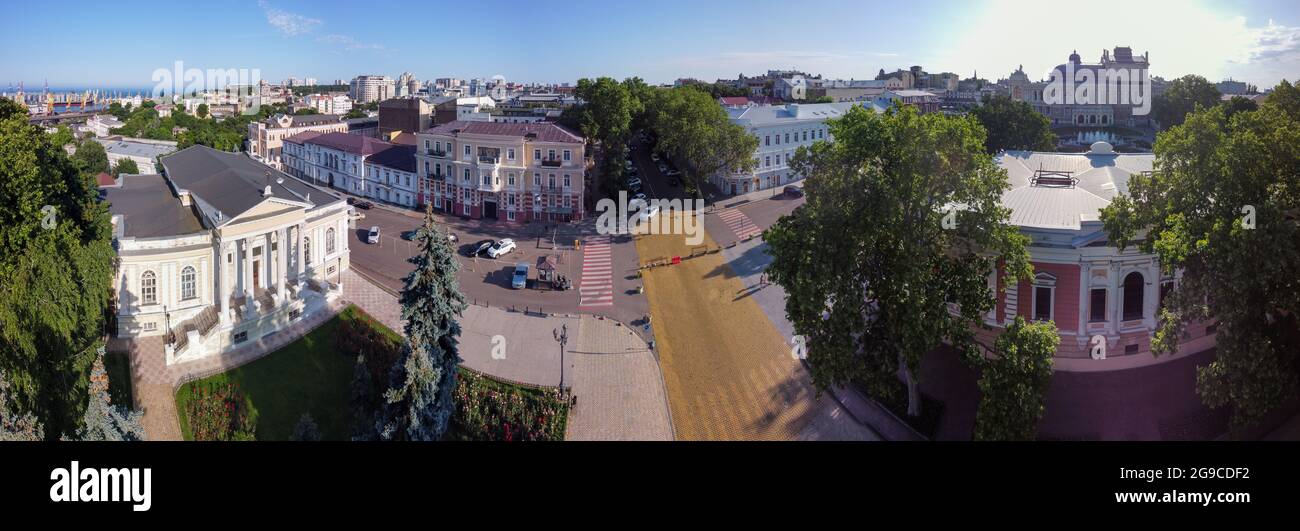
[553,324,567,390]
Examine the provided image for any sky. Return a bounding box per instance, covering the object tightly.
[2,0,1298,91]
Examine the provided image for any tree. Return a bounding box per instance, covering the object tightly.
[1152,75,1221,130]
[343,108,366,120]
[349,353,376,440]
[70,140,109,178]
[293,107,318,116]
[291,413,320,441]
[1,371,43,441]
[575,77,635,148]
[0,98,116,438]
[806,95,834,104]
[970,93,1057,153]
[764,105,1031,418]
[1220,95,1258,120]
[74,347,145,441]
[49,125,75,149]
[374,207,467,440]
[645,86,758,195]
[196,103,209,119]
[973,317,1058,440]
[1263,79,1300,120]
[1100,84,1300,427]
[112,158,139,176]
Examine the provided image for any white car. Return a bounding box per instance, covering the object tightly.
[367,226,380,244]
[486,238,516,258]
[627,176,642,189]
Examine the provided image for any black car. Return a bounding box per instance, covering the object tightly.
[783,186,804,197]
[354,200,374,210]
[466,239,495,257]
[400,230,418,241]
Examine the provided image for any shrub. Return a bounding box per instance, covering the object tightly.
[451,370,568,441]
[186,382,256,441]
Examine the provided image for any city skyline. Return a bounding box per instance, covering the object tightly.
[2,0,1299,90]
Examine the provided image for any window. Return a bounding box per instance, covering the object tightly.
[304,237,311,265]
[563,174,571,187]
[784,133,790,143]
[764,156,770,167]
[508,148,515,160]
[1031,272,1056,322]
[464,169,471,183]
[563,150,571,161]
[181,266,196,301]
[1089,288,1107,322]
[1123,272,1145,321]
[326,227,336,254]
[764,136,770,146]
[548,149,556,161]
[534,149,541,161]
[534,173,541,186]
[548,174,556,188]
[464,145,472,156]
[424,140,430,150]
[508,173,516,186]
[141,271,157,305]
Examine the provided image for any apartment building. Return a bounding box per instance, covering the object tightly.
[304,93,353,115]
[349,75,396,104]
[281,131,419,207]
[247,113,348,169]
[415,121,586,222]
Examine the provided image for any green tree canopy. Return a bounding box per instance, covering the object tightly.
[70,140,109,178]
[645,86,758,195]
[0,99,116,438]
[1100,81,1300,427]
[112,158,139,176]
[196,103,209,119]
[970,93,1057,153]
[764,104,1031,417]
[973,317,1058,440]
[1152,74,1222,130]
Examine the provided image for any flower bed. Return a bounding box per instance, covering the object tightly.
[185,381,256,441]
[451,369,569,441]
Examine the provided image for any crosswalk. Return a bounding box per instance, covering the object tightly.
[578,236,614,307]
[716,208,763,240]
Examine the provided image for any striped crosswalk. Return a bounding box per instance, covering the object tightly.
[717,208,763,240]
[579,236,614,308]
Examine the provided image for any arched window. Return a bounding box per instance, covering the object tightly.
[180,266,196,301]
[141,270,157,305]
[1123,272,1145,321]
[304,237,312,265]
[326,228,336,255]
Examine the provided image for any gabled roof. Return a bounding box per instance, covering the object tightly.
[367,144,417,173]
[105,174,204,238]
[299,131,396,156]
[160,145,341,222]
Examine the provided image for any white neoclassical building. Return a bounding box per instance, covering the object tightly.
[105,145,352,364]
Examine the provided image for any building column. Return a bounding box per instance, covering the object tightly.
[296,223,306,281]
[1107,262,1121,334]
[242,239,256,316]
[217,241,229,323]
[276,227,288,303]
[1078,262,1090,336]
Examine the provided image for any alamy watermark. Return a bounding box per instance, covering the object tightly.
[151,60,263,115]
[1043,62,1153,116]
[594,192,705,245]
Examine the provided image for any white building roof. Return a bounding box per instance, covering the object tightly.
[995,142,1154,231]
[727,101,881,127]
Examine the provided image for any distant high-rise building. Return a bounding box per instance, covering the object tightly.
[350,75,396,103]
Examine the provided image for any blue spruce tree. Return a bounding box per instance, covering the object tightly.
[376,206,467,440]
[75,346,146,441]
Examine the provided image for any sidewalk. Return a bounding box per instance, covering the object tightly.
[343,269,673,440]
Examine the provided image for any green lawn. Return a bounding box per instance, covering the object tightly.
[175,307,361,440]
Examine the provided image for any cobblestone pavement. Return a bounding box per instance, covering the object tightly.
[344,269,672,440]
[121,296,345,440]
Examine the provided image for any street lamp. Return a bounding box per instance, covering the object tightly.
[553,324,567,390]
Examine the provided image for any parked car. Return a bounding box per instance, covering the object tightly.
[783,185,805,197]
[400,229,418,241]
[511,262,529,289]
[346,197,357,205]
[468,239,495,257]
[367,226,380,244]
[354,201,374,210]
[486,238,516,259]
[446,232,458,243]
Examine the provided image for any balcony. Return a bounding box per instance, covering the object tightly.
[427,149,448,158]
[478,155,499,165]
[540,158,563,167]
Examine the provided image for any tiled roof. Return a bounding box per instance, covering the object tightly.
[423,120,583,143]
[367,144,417,173]
[298,131,396,156]
[95,172,115,187]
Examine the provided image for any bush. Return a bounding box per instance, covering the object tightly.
[185,382,256,441]
[451,370,569,441]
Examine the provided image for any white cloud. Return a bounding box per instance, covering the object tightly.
[317,34,388,53]
[259,1,321,37]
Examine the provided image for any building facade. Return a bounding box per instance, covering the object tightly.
[247,113,348,169]
[719,101,882,195]
[281,132,420,208]
[415,121,586,222]
[981,141,1214,370]
[349,75,396,104]
[304,93,353,115]
[378,97,432,136]
[106,145,351,365]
